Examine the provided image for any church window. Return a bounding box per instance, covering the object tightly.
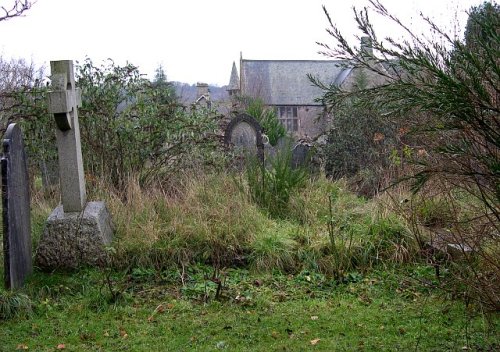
[277,106,298,132]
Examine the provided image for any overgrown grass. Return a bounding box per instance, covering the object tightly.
[2,171,498,350]
[244,147,308,219]
[29,172,418,276]
[103,174,273,269]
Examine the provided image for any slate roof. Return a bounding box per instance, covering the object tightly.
[240,59,350,106]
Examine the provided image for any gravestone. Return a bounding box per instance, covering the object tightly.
[35,60,114,270]
[224,114,264,161]
[47,60,86,212]
[291,142,312,169]
[1,124,32,289]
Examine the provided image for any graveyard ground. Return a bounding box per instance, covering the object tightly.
[1,174,499,351]
[0,266,498,351]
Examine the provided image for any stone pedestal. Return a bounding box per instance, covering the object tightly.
[35,201,113,270]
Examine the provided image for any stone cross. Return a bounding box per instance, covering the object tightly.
[2,123,32,289]
[36,60,114,270]
[48,60,86,212]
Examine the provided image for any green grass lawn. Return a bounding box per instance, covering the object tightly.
[1,266,498,351]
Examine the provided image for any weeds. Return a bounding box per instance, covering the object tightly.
[245,145,308,219]
[105,173,271,269]
[0,291,32,319]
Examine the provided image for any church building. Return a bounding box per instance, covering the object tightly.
[227,38,388,139]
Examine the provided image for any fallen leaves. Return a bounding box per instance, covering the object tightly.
[16,344,28,350]
[119,327,128,339]
[310,338,321,345]
[373,132,385,142]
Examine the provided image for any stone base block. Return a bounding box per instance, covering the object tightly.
[35,201,114,270]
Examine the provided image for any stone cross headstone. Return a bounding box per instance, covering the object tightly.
[224,113,264,161]
[47,60,86,213]
[35,60,114,270]
[1,123,32,289]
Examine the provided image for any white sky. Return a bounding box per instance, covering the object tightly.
[0,0,488,86]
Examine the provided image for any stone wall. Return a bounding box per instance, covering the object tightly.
[296,106,328,139]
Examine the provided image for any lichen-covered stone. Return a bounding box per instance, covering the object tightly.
[35,201,113,270]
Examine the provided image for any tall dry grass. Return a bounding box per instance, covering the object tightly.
[28,171,419,277]
[103,173,272,269]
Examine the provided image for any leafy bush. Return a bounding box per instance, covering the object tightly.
[316,71,400,196]
[0,58,57,177]
[77,58,222,188]
[5,58,223,191]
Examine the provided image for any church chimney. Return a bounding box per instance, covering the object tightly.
[360,36,373,58]
[227,61,240,97]
[197,82,209,99]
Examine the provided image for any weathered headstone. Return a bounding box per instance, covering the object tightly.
[1,124,32,289]
[35,60,113,270]
[224,113,264,161]
[291,142,312,169]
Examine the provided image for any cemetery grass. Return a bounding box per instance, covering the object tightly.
[0,266,498,351]
[1,173,498,350]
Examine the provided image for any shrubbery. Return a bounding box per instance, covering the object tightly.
[315,71,401,196]
[77,59,223,188]
[244,146,308,219]
[315,0,499,309]
[5,59,225,191]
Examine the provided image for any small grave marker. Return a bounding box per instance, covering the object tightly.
[291,142,312,169]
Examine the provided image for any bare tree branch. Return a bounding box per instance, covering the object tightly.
[0,0,34,22]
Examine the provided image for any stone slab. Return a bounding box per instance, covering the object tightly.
[35,201,114,270]
[1,123,32,289]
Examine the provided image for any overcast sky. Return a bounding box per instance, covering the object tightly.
[0,0,488,86]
